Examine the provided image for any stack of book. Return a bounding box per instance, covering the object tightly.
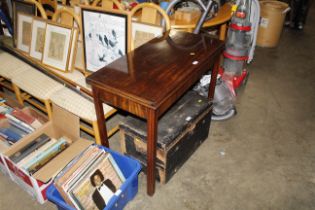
[8,135,69,175]
[0,103,43,147]
[54,145,126,210]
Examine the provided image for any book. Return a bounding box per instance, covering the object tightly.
[27,140,68,175]
[30,119,42,129]
[11,109,43,129]
[10,134,51,163]
[5,113,35,133]
[8,119,33,134]
[0,104,13,114]
[9,123,29,136]
[11,109,35,125]
[22,138,69,174]
[17,139,57,167]
[0,113,6,120]
[0,127,22,143]
[0,98,6,104]
[0,136,10,150]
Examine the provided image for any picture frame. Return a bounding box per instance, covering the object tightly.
[42,22,73,72]
[68,27,79,72]
[29,17,47,60]
[16,12,33,53]
[81,6,129,72]
[74,40,86,73]
[13,0,36,47]
[131,21,163,49]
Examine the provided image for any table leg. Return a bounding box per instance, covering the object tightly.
[219,23,227,41]
[208,55,221,101]
[92,87,109,147]
[147,108,158,196]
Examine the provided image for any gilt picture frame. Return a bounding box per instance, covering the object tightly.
[17,12,33,53]
[29,17,47,60]
[74,40,86,73]
[68,27,79,72]
[42,22,73,72]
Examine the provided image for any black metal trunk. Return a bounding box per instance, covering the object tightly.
[119,91,212,183]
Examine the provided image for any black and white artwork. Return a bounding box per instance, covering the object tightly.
[82,9,127,72]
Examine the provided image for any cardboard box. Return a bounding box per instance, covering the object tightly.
[0,107,48,176]
[3,105,93,204]
[0,154,9,175]
[174,8,201,24]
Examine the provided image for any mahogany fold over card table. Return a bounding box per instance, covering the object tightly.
[86,30,225,196]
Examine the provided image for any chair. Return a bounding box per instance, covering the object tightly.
[52,6,82,32]
[90,0,124,10]
[0,52,31,91]
[25,0,48,19]
[0,1,52,116]
[5,0,63,120]
[129,3,171,51]
[12,69,64,119]
[38,0,58,19]
[50,87,118,144]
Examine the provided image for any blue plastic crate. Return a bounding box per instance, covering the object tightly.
[47,146,141,210]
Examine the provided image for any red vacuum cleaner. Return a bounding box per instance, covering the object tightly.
[221,0,251,90]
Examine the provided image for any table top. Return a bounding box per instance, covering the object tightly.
[87,30,224,111]
[170,3,233,30]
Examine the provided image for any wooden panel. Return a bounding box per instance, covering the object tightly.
[98,90,148,118]
[141,7,157,25]
[102,0,113,10]
[170,3,232,30]
[60,7,74,27]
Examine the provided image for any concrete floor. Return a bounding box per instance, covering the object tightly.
[1,4,315,210]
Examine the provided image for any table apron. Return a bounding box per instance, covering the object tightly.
[97,90,151,118]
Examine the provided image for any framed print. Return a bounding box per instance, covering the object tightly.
[29,18,47,60]
[13,0,36,47]
[81,7,128,72]
[131,22,163,49]
[74,40,86,73]
[42,23,73,72]
[68,28,79,72]
[17,12,33,53]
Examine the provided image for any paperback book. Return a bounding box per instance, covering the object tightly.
[9,134,51,163]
